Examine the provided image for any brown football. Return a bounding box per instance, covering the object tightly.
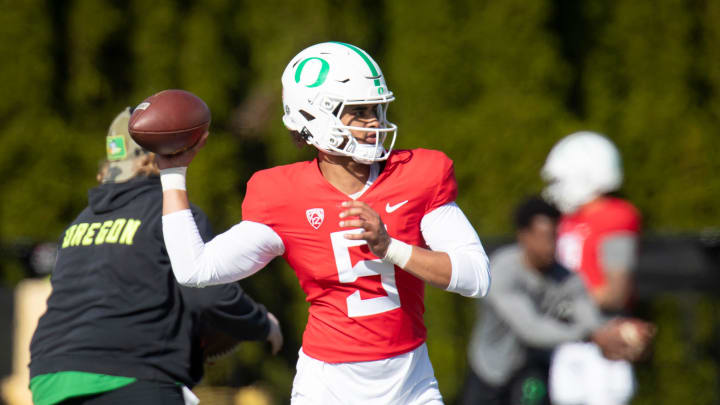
[128,89,211,155]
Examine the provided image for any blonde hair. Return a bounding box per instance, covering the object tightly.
[134,152,160,177]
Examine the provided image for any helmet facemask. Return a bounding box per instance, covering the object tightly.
[324,100,397,164]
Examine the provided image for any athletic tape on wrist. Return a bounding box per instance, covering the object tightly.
[383,238,412,268]
[160,167,188,191]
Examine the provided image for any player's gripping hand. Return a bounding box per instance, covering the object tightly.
[339,200,391,258]
[616,318,656,361]
[156,131,209,170]
[592,317,656,362]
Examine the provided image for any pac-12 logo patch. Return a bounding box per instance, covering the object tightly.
[306,208,324,229]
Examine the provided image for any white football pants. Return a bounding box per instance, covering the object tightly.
[550,342,635,405]
[291,343,444,405]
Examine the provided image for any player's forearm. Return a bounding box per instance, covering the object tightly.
[162,209,211,286]
[163,189,190,214]
[590,271,632,311]
[159,168,206,285]
[385,240,490,297]
[590,285,630,312]
[160,167,191,214]
[402,247,452,289]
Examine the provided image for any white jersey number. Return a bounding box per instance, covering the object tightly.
[330,229,401,317]
[557,232,584,272]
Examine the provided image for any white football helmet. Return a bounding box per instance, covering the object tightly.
[281,41,397,164]
[541,131,623,213]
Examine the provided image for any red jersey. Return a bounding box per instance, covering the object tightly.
[556,197,640,291]
[241,149,457,363]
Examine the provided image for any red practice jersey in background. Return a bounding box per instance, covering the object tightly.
[242,149,457,363]
[556,197,640,291]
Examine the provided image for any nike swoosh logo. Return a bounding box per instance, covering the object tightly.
[385,200,409,213]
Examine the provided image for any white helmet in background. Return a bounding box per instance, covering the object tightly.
[281,41,397,164]
[541,131,623,214]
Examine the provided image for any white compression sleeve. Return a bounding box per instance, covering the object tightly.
[162,210,285,287]
[420,202,490,298]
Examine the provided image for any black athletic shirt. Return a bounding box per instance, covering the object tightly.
[29,176,270,387]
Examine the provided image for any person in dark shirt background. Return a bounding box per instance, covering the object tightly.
[29,108,282,405]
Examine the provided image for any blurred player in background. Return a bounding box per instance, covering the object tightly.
[541,131,655,405]
[459,196,648,405]
[157,41,491,404]
[29,108,282,405]
[542,131,638,314]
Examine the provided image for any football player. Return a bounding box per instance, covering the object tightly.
[542,132,638,313]
[156,41,490,404]
[541,132,654,405]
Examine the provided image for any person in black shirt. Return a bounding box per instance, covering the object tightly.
[29,108,282,405]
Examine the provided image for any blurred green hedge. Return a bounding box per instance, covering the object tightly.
[1,1,718,403]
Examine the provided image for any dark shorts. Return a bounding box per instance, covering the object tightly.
[459,366,550,405]
[59,380,184,405]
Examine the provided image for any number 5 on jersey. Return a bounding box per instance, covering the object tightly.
[330,229,401,317]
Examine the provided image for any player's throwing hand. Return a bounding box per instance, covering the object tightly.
[156,131,209,170]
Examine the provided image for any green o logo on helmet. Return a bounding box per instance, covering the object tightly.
[295,57,329,88]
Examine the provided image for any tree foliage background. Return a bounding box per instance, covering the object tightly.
[1,1,718,403]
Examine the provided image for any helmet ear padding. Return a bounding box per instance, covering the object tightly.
[281,42,397,164]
